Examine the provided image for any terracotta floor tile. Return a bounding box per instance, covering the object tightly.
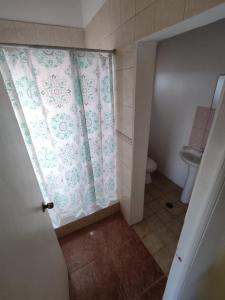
[101,213,137,250]
[60,213,165,300]
[69,254,125,300]
[111,238,164,299]
[140,277,167,300]
[59,223,105,272]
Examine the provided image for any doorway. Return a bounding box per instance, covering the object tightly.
[131,7,225,300]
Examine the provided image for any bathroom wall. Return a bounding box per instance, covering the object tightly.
[149,18,225,188]
[85,0,225,223]
[0,19,85,47]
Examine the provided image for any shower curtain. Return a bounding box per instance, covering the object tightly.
[0,47,117,228]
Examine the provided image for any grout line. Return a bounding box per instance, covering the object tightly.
[134,0,158,18]
[139,275,167,298]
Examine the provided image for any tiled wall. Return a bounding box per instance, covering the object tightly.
[189,106,215,151]
[0,19,85,47]
[85,0,225,221]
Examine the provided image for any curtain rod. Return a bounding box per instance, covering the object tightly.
[0,43,116,54]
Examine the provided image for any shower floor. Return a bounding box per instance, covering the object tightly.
[59,212,166,300]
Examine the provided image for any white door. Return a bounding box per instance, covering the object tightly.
[0,75,69,299]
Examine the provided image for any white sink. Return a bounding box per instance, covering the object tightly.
[179,146,203,204]
[179,146,202,167]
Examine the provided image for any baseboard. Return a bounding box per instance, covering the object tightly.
[55,202,120,238]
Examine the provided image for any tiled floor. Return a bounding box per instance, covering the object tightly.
[133,171,188,275]
[59,212,166,300]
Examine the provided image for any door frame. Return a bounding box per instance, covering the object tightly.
[129,3,225,299]
[130,2,225,225]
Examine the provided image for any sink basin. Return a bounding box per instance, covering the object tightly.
[179,146,203,204]
[179,146,202,167]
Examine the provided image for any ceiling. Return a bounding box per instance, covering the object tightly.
[0,0,106,27]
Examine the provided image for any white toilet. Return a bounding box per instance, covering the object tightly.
[146,157,157,184]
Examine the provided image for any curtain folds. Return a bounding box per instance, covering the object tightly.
[0,47,117,228]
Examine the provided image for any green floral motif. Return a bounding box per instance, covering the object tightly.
[85,186,96,205]
[32,49,65,68]
[51,113,75,140]
[59,143,77,165]
[85,111,99,134]
[65,167,80,187]
[90,140,101,156]
[77,52,95,69]
[40,74,71,107]
[7,48,28,65]
[4,80,20,108]
[74,79,83,105]
[15,76,40,109]
[65,66,72,76]
[100,54,110,69]
[82,77,96,102]
[30,119,49,139]
[80,141,91,162]
[104,112,113,129]
[101,75,112,103]
[20,121,32,145]
[105,177,115,193]
[95,184,103,196]
[70,193,83,217]
[39,148,57,169]
[53,193,68,210]
[103,137,115,155]
[0,49,5,64]
[92,161,101,178]
[46,175,63,191]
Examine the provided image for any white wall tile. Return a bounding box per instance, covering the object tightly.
[0,19,17,43]
[34,23,58,46]
[116,104,134,139]
[13,21,37,44]
[116,68,135,108]
[121,0,135,24]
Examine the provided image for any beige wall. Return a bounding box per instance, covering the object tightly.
[0,19,85,47]
[85,0,225,224]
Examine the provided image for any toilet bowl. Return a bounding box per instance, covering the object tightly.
[146,157,157,184]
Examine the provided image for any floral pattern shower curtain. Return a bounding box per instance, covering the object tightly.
[0,47,117,228]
